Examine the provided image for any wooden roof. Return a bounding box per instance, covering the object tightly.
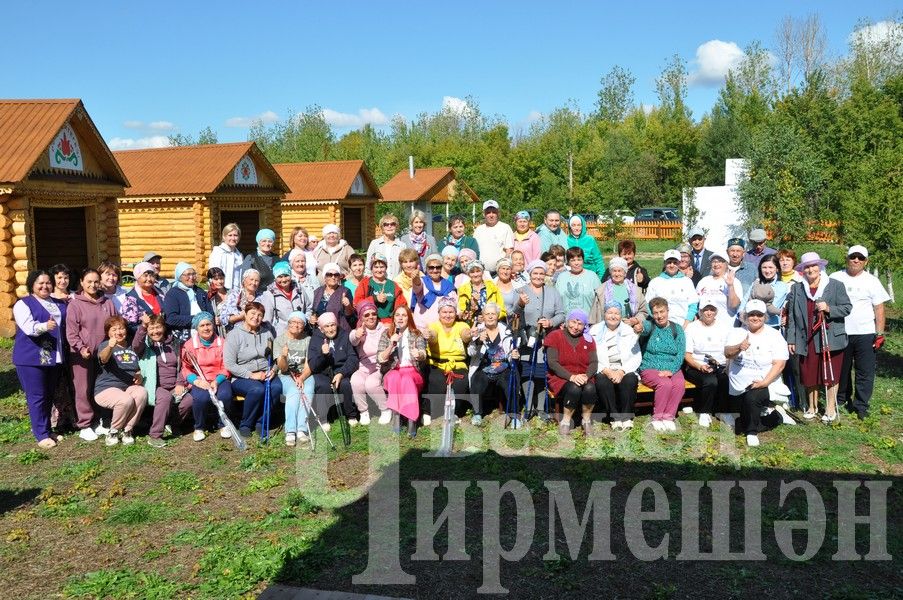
[380,167,478,203]
[115,141,289,196]
[274,160,382,202]
[0,98,128,186]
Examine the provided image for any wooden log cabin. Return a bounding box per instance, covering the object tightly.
[274,160,380,251]
[0,99,128,337]
[114,142,289,276]
[379,166,479,237]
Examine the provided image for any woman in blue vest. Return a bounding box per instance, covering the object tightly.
[13,270,69,448]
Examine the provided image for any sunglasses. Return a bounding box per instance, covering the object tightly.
[325,272,340,277]
[848,254,866,261]
[382,222,398,227]
[427,265,442,270]
[362,311,377,318]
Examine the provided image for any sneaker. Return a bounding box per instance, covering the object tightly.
[359,412,371,426]
[219,427,232,439]
[746,434,760,447]
[802,410,817,420]
[79,427,99,442]
[651,420,664,432]
[664,420,677,432]
[821,412,837,423]
[611,420,623,431]
[471,414,483,426]
[622,419,634,430]
[164,425,173,438]
[348,418,359,428]
[93,422,110,435]
[422,415,431,426]
[774,405,796,425]
[193,430,206,442]
[682,406,695,414]
[105,430,120,446]
[297,431,310,444]
[37,437,57,449]
[378,410,392,425]
[239,427,253,438]
[285,433,296,447]
[121,430,135,445]
[698,413,712,428]
[321,422,331,433]
[147,437,166,448]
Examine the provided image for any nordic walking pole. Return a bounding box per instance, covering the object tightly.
[332,383,351,447]
[262,339,273,444]
[437,369,461,456]
[184,350,247,452]
[289,373,319,451]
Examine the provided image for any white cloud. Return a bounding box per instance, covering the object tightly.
[525,110,543,123]
[641,103,655,115]
[688,39,745,86]
[321,107,389,128]
[225,110,280,128]
[442,95,474,117]
[148,120,175,131]
[123,120,144,129]
[107,136,172,151]
[849,20,903,50]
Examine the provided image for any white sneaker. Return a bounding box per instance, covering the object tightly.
[775,405,796,425]
[94,422,109,435]
[651,420,664,432]
[219,427,232,439]
[664,420,677,432]
[348,418,359,427]
[378,410,392,425]
[716,413,736,429]
[121,430,134,445]
[193,430,206,442]
[164,425,173,438]
[623,419,634,430]
[79,427,99,442]
[285,433,296,447]
[359,412,371,426]
[322,422,331,433]
[698,413,712,428]
[611,420,623,431]
[105,430,120,446]
[297,431,310,444]
[746,434,760,447]
[422,415,431,426]
[682,406,694,414]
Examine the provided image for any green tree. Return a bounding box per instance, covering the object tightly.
[167,126,218,146]
[594,65,636,124]
[249,106,334,163]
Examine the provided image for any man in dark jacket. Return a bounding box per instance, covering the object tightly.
[307,312,360,426]
[687,227,713,277]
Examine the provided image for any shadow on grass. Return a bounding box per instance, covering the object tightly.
[268,447,901,599]
[0,487,41,516]
[0,369,21,401]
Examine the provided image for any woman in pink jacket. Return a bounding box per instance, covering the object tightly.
[513,210,541,265]
[65,268,116,442]
[180,312,233,440]
[349,301,389,425]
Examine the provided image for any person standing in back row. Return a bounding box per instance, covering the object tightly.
[473,200,513,275]
[830,245,890,420]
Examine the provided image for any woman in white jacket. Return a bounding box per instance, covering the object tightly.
[590,302,642,431]
[466,303,518,426]
[208,223,243,291]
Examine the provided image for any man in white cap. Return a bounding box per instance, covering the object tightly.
[687,226,713,277]
[473,199,514,274]
[143,251,171,295]
[829,245,890,419]
[744,228,776,267]
[644,249,698,328]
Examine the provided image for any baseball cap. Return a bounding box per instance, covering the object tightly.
[709,248,728,262]
[482,199,499,211]
[663,249,681,262]
[847,245,869,258]
[676,242,691,254]
[687,226,705,239]
[749,229,767,242]
[142,251,162,262]
[746,299,767,315]
[727,237,745,249]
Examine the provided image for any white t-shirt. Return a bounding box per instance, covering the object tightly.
[646,274,698,325]
[473,222,514,272]
[726,326,789,395]
[829,270,889,335]
[684,319,731,365]
[695,275,742,328]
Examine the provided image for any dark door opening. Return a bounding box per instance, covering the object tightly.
[220,210,260,256]
[342,207,363,249]
[34,207,89,276]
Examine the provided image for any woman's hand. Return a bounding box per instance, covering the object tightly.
[658,370,672,378]
[80,347,92,359]
[250,371,266,381]
[140,313,151,327]
[815,301,829,313]
[518,291,529,307]
[331,373,343,388]
[748,378,767,390]
[281,344,289,358]
[46,318,57,332]
[377,291,387,304]
[174,385,186,397]
[788,344,795,355]
[309,313,317,326]
[193,379,209,390]
[570,373,588,385]
[133,372,143,386]
[537,318,550,329]
[390,332,401,345]
[511,349,520,360]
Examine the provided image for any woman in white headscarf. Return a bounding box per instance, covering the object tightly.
[313,224,355,282]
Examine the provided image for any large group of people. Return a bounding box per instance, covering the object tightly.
[13,203,890,451]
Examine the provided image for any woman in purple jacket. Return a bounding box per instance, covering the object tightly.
[13,270,69,448]
[65,268,117,442]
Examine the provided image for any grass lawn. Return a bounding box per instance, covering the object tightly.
[0,317,900,599]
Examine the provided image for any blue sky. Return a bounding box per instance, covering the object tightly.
[4,1,898,149]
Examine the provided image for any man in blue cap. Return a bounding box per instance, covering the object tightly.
[726,237,756,292]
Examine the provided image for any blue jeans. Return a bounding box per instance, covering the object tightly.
[279,374,315,434]
[230,377,284,431]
